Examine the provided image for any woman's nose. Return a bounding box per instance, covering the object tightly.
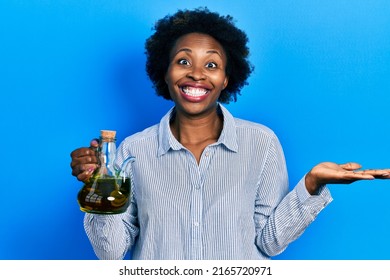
[187,65,206,80]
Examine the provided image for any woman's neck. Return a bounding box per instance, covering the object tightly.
[170,106,223,163]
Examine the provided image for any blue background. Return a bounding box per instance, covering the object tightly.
[1,0,389,260]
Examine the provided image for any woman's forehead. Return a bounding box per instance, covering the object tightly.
[170,32,226,57]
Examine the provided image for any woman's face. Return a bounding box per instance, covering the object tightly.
[165,32,229,117]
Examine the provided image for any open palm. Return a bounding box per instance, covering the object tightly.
[305,162,390,194]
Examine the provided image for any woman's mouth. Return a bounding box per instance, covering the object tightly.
[181,86,209,97]
[180,86,210,102]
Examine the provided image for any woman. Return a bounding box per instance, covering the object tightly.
[70,7,390,260]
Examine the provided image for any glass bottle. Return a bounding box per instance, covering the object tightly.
[77,130,133,214]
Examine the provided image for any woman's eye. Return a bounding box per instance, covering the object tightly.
[206,62,217,68]
[178,59,190,65]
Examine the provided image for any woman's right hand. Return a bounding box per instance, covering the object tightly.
[70,139,100,182]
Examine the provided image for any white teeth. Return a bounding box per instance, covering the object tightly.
[182,86,208,96]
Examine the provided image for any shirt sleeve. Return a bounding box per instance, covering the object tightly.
[83,192,139,260]
[254,134,333,257]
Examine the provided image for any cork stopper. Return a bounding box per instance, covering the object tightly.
[100,130,116,139]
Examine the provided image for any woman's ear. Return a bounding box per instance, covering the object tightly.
[223,76,229,90]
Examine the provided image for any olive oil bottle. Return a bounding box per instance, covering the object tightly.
[77,130,133,214]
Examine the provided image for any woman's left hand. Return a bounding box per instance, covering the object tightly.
[305,162,390,195]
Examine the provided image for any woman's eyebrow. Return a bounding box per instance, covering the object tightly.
[174,48,192,55]
[206,49,223,58]
[174,48,223,58]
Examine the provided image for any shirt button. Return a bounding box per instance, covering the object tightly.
[194,222,199,227]
[205,152,209,157]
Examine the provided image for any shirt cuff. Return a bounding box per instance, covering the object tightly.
[295,175,333,205]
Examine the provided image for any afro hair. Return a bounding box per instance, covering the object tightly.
[145,7,254,103]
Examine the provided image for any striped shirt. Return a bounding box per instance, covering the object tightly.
[84,104,332,260]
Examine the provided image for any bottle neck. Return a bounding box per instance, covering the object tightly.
[98,137,116,177]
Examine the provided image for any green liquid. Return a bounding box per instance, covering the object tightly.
[77,177,131,214]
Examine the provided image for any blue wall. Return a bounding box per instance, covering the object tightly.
[1,0,389,260]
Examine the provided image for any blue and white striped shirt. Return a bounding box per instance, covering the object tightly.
[84,104,332,260]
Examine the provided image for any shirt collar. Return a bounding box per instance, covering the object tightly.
[157,104,238,157]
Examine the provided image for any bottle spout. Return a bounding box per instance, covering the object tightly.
[118,156,135,182]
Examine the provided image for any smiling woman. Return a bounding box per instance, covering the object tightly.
[145,8,253,104]
[166,34,228,112]
[1,0,390,262]
[165,33,229,163]
[69,7,390,260]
